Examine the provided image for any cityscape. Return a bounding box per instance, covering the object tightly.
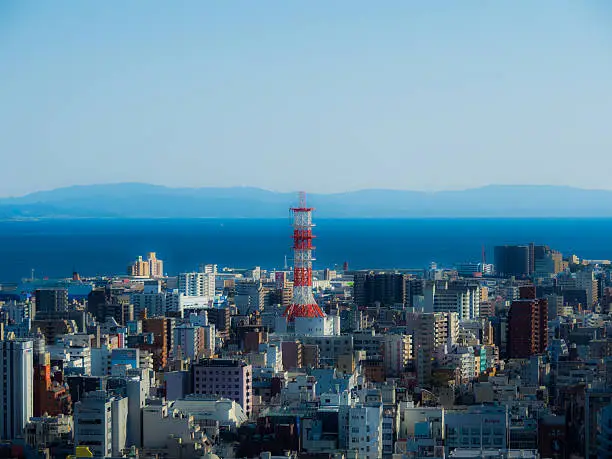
[4,2,612,459]
[0,193,610,459]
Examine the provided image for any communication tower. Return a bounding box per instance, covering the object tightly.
[284,192,325,321]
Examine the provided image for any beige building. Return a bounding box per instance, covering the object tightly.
[127,252,164,278]
[147,252,164,278]
[128,256,150,277]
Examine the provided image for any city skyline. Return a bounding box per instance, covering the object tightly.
[2,1,612,196]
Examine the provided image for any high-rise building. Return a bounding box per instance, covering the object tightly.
[0,339,34,440]
[234,280,264,315]
[411,312,458,385]
[141,317,172,370]
[127,253,164,278]
[426,281,480,320]
[508,298,548,358]
[199,264,217,275]
[147,252,164,278]
[206,307,230,334]
[532,245,563,276]
[382,333,412,377]
[172,324,203,360]
[35,288,69,315]
[494,245,530,278]
[127,255,150,277]
[178,272,216,298]
[576,269,598,307]
[87,288,133,325]
[353,272,408,307]
[191,359,252,416]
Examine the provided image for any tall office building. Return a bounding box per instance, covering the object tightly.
[532,245,563,276]
[353,272,408,307]
[34,289,69,315]
[494,245,530,278]
[508,298,548,358]
[0,339,34,440]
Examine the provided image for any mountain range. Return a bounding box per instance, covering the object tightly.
[1,183,612,219]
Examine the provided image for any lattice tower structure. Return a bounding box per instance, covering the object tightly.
[284,192,326,321]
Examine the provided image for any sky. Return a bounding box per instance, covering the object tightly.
[1,1,612,197]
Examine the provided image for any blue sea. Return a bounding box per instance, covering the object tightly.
[0,218,611,282]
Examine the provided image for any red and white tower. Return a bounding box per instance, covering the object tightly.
[284,192,326,322]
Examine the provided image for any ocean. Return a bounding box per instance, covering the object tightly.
[0,218,611,282]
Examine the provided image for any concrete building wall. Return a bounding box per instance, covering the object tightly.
[111,396,128,456]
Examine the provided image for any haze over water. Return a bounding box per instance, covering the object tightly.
[1,218,611,282]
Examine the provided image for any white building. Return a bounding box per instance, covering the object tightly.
[0,339,33,440]
[261,343,283,372]
[47,338,92,375]
[179,272,216,298]
[173,324,199,360]
[443,347,476,384]
[348,402,383,459]
[445,405,509,455]
[141,400,207,450]
[74,390,128,458]
[90,346,112,376]
[398,403,445,458]
[172,396,248,429]
[430,283,480,320]
[293,315,340,336]
[131,290,183,318]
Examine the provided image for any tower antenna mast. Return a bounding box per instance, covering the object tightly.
[284,192,325,321]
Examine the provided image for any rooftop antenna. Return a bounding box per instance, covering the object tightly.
[284,255,288,271]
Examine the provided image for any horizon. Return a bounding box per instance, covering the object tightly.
[3,181,612,200]
[2,2,612,196]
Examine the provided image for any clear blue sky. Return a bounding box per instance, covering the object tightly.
[1,1,612,196]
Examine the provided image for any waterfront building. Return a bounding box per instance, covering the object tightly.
[494,245,530,278]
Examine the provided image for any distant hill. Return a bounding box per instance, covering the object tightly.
[1,183,612,218]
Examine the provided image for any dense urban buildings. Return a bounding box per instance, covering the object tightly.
[1,196,612,458]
